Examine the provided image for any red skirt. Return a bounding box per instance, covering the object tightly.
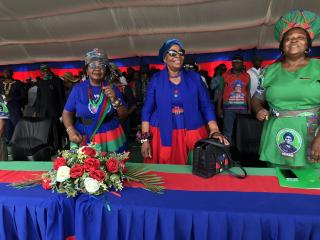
[144,126,208,165]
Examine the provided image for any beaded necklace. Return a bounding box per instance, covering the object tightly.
[169,72,180,79]
[87,80,106,114]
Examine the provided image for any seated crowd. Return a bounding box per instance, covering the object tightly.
[0,9,320,169]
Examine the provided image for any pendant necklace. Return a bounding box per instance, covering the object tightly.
[88,81,105,114]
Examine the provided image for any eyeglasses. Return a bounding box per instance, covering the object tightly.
[88,62,107,70]
[166,49,185,58]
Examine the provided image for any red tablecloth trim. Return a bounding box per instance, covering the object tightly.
[0,170,44,183]
[1,170,320,195]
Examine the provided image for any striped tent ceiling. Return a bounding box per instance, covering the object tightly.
[0,0,319,65]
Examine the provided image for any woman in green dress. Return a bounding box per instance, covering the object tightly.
[252,10,320,167]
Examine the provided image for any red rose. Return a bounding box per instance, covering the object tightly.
[119,160,127,173]
[106,158,119,173]
[101,151,108,157]
[89,169,106,181]
[84,158,100,172]
[53,157,67,171]
[42,178,51,190]
[81,147,97,157]
[70,164,84,178]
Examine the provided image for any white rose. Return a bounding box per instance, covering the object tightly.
[84,178,100,194]
[56,166,71,182]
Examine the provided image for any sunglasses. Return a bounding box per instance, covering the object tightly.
[88,62,107,70]
[166,49,185,57]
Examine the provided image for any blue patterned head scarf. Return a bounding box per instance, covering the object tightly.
[85,48,108,65]
[232,79,244,88]
[158,39,184,63]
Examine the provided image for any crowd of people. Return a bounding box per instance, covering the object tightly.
[0,9,320,168]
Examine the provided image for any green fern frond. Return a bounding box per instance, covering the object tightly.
[9,179,42,189]
[125,167,165,193]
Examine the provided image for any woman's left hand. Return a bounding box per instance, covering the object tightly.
[103,86,116,102]
[209,131,230,145]
[310,135,320,162]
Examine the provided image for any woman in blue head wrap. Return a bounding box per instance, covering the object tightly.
[140,39,228,165]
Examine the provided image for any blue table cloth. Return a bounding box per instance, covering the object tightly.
[75,188,320,240]
[0,184,75,240]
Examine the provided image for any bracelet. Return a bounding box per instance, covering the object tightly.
[66,126,75,134]
[210,131,223,137]
[111,98,122,110]
[136,131,152,144]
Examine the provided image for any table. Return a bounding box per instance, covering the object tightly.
[1,162,320,240]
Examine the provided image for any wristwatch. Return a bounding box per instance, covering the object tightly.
[111,98,122,110]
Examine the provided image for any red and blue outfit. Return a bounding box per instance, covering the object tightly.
[142,68,216,164]
[64,80,127,153]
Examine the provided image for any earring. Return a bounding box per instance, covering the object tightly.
[305,49,311,54]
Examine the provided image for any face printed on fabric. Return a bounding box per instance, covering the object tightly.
[284,135,293,144]
[282,28,309,57]
[234,84,242,93]
[87,60,107,83]
[164,45,185,71]
[276,129,302,158]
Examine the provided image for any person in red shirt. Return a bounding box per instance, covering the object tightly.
[217,54,251,142]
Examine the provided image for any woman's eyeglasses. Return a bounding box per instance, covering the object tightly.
[88,62,107,70]
[166,49,185,57]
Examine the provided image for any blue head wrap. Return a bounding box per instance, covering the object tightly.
[158,39,184,63]
[232,79,244,88]
[283,132,294,141]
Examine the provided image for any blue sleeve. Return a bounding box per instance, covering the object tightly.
[64,85,78,112]
[197,74,216,122]
[141,76,157,122]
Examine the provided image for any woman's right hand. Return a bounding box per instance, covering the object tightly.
[256,108,269,121]
[68,129,83,144]
[141,141,152,158]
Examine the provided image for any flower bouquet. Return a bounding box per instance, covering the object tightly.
[11,145,164,199]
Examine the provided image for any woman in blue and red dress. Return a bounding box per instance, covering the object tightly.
[62,48,128,152]
[141,39,228,165]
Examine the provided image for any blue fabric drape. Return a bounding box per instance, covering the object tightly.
[2,182,320,240]
[75,188,320,240]
[0,184,75,240]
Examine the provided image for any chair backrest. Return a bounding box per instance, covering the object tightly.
[234,114,264,155]
[10,117,53,149]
